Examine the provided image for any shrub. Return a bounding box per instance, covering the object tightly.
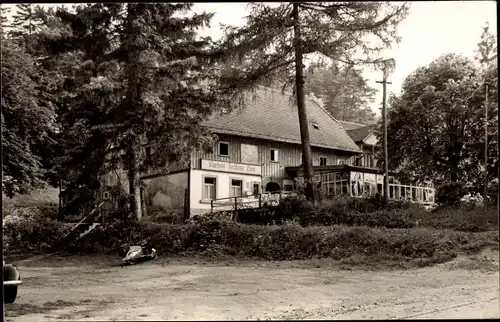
[6,205,498,264]
[233,195,424,228]
[3,216,68,254]
[420,205,499,232]
[5,215,499,263]
[436,182,468,206]
[231,194,498,232]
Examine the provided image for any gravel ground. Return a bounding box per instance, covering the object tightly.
[4,248,499,321]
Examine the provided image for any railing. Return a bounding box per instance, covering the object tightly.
[56,201,105,247]
[208,183,435,214]
[388,183,435,204]
[350,183,435,205]
[210,191,295,213]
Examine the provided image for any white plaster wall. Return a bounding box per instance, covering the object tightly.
[189,169,262,216]
[142,172,188,211]
[363,133,378,146]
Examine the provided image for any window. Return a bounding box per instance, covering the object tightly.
[312,122,320,129]
[230,179,242,197]
[102,192,110,200]
[337,159,345,165]
[319,156,327,166]
[369,155,375,168]
[203,177,217,200]
[253,183,260,195]
[270,149,279,162]
[219,142,229,156]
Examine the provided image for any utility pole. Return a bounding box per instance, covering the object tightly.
[293,3,315,201]
[484,84,489,198]
[376,74,392,206]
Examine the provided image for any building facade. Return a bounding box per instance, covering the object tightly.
[99,87,434,219]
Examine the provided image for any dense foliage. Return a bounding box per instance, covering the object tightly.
[1,4,59,197]
[377,23,498,190]
[4,194,498,259]
[4,212,498,265]
[377,53,498,187]
[304,63,377,124]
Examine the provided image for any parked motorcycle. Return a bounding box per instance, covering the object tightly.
[119,238,157,266]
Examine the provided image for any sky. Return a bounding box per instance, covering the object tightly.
[3,1,497,116]
[191,1,497,115]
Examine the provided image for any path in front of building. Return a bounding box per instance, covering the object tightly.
[5,251,499,321]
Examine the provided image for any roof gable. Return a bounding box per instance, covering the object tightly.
[202,87,361,152]
[363,133,378,146]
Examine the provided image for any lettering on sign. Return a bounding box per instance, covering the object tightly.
[201,159,262,176]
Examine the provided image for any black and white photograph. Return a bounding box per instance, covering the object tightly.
[1,1,498,320]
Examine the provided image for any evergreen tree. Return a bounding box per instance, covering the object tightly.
[46,4,230,220]
[10,4,44,37]
[0,5,9,32]
[305,63,377,124]
[475,22,497,67]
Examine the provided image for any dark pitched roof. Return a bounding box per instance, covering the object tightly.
[338,120,368,130]
[346,125,376,143]
[202,87,361,153]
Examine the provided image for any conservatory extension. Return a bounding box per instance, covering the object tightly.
[209,164,435,213]
[286,164,436,205]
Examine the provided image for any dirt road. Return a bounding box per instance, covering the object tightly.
[5,250,499,321]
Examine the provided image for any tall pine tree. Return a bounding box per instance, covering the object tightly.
[46,4,231,220]
[305,63,377,124]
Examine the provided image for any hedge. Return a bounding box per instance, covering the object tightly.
[5,216,497,263]
[231,196,498,232]
[65,220,500,261]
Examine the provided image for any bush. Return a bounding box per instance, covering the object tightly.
[436,182,468,206]
[5,204,498,264]
[230,194,498,232]
[421,205,499,232]
[232,195,424,228]
[60,219,497,261]
[3,216,68,254]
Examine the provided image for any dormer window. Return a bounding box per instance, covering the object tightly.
[312,122,320,129]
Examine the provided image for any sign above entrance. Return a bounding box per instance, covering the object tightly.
[201,159,262,176]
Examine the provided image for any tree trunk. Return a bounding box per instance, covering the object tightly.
[293,3,315,201]
[382,80,389,206]
[125,4,142,220]
[127,148,142,221]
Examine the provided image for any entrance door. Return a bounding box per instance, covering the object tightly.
[265,182,281,194]
[253,183,260,196]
